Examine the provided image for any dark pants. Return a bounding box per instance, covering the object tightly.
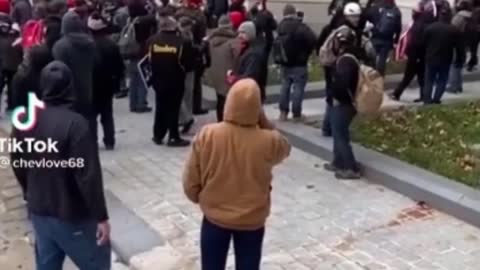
[373,43,391,76]
[393,55,425,99]
[1,69,15,111]
[322,66,334,135]
[201,217,264,270]
[153,83,184,141]
[127,60,148,111]
[93,99,115,147]
[331,104,357,171]
[193,69,204,113]
[279,66,308,117]
[468,31,479,70]
[216,93,226,122]
[31,214,111,270]
[423,63,450,104]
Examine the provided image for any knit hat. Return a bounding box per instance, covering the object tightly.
[238,21,256,41]
[218,14,231,28]
[229,11,245,30]
[283,4,296,16]
[159,16,178,31]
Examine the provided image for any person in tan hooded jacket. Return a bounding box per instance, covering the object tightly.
[183,78,290,270]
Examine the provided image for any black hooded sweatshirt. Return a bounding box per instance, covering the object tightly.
[11,46,52,109]
[11,61,108,222]
[53,10,97,117]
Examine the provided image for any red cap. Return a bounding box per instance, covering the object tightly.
[229,11,245,30]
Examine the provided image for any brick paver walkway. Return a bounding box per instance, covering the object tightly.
[98,93,480,270]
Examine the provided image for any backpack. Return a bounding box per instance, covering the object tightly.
[118,18,141,59]
[272,24,299,65]
[319,25,350,66]
[374,7,400,38]
[21,20,45,50]
[341,54,384,113]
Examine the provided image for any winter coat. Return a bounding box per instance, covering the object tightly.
[2,35,23,72]
[207,0,228,17]
[277,16,317,67]
[205,26,237,96]
[11,0,32,26]
[11,61,108,223]
[92,33,125,107]
[53,10,97,117]
[183,78,290,230]
[331,54,359,105]
[365,2,402,46]
[128,2,157,57]
[423,20,465,66]
[11,45,52,109]
[175,6,208,44]
[233,38,267,93]
[248,7,277,54]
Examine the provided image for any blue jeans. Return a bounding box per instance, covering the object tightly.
[448,65,463,93]
[373,43,391,76]
[127,59,148,111]
[32,214,111,270]
[279,66,308,117]
[201,217,264,270]
[423,63,450,104]
[331,104,358,171]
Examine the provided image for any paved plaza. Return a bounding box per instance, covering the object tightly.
[94,89,480,269]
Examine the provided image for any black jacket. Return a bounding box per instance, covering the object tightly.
[208,0,228,16]
[330,54,359,105]
[11,45,52,109]
[277,16,316,67]
[92,33,125,106]
[234,39,267,91]
[148,30,193,89]
[317,14,367,53]
[406,13,429,58]
[11,0,32,26]
[249,7,277,54]
[128,2,157,57]
[423,20,465,66]
[11,61,108,223]
[53,10,97,117]
[175,7,208,44]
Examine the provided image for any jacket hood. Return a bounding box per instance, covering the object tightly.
[40,61,75,108]
[223,79,261,126]
[209,27,237,47]
[61,10,88,35]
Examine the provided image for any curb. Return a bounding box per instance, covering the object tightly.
[276,120,480,228]
[203,70,480,106]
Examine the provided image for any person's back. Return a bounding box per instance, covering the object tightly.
[183,79,290,229]
[53,10,96,117]
[206,21,237,96]
[368,1,401,45]
[11,61,110,270]
[424,19,462,66]
[277,12,316,67]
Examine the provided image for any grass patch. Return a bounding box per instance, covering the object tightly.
[351,102,480,187]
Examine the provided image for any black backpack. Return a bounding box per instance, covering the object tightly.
[375,7,400,38]
[272,24,299,65]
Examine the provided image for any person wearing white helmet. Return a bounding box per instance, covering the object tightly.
[343,2,362,27]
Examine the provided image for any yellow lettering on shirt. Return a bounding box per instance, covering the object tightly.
[152,44,177,54]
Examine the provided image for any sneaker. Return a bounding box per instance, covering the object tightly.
[193,109,208,115]
[279,112,288,122]
[132,107,152,113]
[322,130,332,137]
[388,93,400,101]
[413,98,423,103]
[115,91,128,99]
[323,163,338,172]
[181,119,195,134]
[152,137,163,145]
[292,115,307,123]
[167,138,190,147]
[105,145,115,151]
[335,170,361,180]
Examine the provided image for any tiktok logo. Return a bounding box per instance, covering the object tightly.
[11,92,45,131]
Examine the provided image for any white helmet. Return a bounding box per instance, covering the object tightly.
[343,2,362,16]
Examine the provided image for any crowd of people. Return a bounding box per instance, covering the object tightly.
[4,0,480,269]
